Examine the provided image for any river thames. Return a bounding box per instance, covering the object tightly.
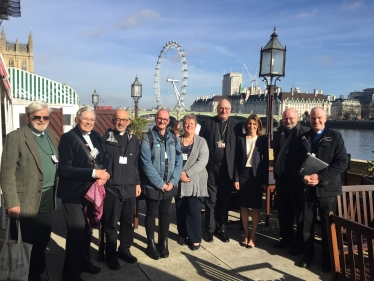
[335,129,374,161]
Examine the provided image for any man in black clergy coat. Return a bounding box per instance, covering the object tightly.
[292,107,348,273]
[272,108,308,254]
[199,98,242,243]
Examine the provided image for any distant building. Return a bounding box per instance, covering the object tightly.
[349,88,374,104]
[190,88,331,117]
[331,98,362,120]
[222,72,242,96]
[326,94,336,102]
[0,27,34,73]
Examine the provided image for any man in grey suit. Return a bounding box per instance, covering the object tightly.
[1,101,59,281]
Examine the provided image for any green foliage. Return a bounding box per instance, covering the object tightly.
[365,151,374,176]
[128,117,150,140]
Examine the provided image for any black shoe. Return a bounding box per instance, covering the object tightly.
[321,259,331,273]
[189,244,201,251]
[147,239,161,260]
[159,237,169,258]
[214,230,230,243]
[178,238,188,246]
[29,276,48,281]
[288,245,304,256]
[119,252,138,263]
[107,259,121,270]
[273,239,293,249]
[296,254,314,268]
[204,232,214,242]
[63,276,84,281]
[82,262,101,274]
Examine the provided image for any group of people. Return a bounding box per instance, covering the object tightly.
[0,98,348,281]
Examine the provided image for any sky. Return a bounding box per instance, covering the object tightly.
[2,0,374,109]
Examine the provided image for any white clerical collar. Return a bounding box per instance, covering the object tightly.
[32,131,45,137]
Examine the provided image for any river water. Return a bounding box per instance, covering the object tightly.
[335,129,374,161]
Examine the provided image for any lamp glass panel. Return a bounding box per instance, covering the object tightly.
[271,49,285,75]
[92,94,99,103]
[260,50,271,76]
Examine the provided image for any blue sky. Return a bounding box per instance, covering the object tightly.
[2,0,374,109]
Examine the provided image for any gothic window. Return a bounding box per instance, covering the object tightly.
[9,59,14,67]
[22,60,27,70]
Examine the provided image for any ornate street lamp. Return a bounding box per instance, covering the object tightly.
[131,76,142,118]
[92,89,99,110]
[259,27,286,148]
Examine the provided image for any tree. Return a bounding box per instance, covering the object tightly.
[128,117,150,140]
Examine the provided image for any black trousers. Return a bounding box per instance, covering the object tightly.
[302,188,337,261]
[175,196,203,244]
[10,187,53,280]
[276,175,304,246]
[103,193,135,260]
[205,162,232,233]
[145,197,173,240]
[62,201,92,279]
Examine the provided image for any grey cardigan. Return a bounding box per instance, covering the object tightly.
[178,135,209,197]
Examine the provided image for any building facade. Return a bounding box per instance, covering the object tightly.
[222,72,242,96]
[191,88,331,117]
[0,27,34,73]
[349,88,374,104]
[330,98,362,120]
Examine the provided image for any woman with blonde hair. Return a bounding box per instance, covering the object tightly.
[234,114,268,248]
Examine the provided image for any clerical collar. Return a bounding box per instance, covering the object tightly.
[32,131,45,137]
[312,128,325,135]
[77,127,91,136]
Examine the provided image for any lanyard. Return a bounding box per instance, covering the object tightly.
[34,134,55,155]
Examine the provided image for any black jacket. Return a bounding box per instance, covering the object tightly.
[57,126,111,203]
[272,122,309,179]
[199,116,242,180]
[292,127,348,197]
[102,129,140,200]
[233,134,269,185]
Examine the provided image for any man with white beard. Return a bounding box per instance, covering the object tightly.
[1,100,59,281]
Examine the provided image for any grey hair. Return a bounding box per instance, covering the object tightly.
[310,107,326,117]
[156,108,169,117]
[76,105,95,120]
[282,108,299,118]
[27,100,51,114]
[183,113,197,126]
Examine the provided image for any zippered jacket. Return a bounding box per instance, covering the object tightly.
[102,129,140,200]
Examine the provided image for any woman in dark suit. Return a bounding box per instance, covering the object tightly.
[234,114,268,248]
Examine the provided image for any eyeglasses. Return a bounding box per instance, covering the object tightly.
[31,115,50,121]
[81,117,95,123]
[157,117,169,122]
[283,117,295,121]
[115,118,129,123]
[219,107,231,111]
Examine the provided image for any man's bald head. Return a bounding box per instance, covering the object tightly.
[282,108,298,131]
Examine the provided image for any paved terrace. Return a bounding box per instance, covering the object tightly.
[3,198,330,281]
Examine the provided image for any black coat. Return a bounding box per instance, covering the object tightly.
[233,134,269,185]
[199,116,242,180]
[57,126,111,203]
[292,127,348,197]
[102,129,140,200]
[272,122,309,179]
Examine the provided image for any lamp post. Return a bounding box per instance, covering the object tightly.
[131,76,142,118]
[259,27,286,148]
[92,89,99,110]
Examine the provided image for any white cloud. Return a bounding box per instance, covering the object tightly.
[341,0,364,11]
[84,27,105,38]
[317,56,334,66]
[118,9,160,30]
[296,9,318,19]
